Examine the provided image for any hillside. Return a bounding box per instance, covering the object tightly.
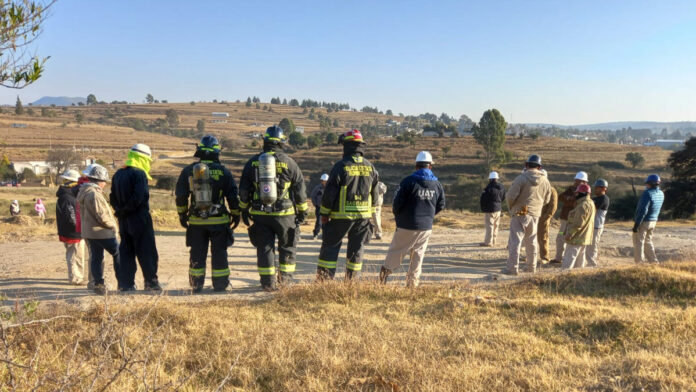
[0,101,672,210]
[525,121,696,132]
[30,96,86,106]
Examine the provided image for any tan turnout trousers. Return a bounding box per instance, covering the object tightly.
[633,221,658,263]
[506,215,539,273]
[64,240,86,284]
[483,211,501,246]
[537,216,552,262]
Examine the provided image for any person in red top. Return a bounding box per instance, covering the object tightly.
[56,170,87,285]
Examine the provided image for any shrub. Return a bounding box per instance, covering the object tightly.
[156,176,176,191]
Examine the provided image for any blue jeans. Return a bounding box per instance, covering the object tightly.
[87,238,121,287]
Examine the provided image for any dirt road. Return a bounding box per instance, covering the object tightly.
[1,224,694,308]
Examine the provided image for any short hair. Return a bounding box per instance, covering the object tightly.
[525,162,540,169]
[416,162,430,169]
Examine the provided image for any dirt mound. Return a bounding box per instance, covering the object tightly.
[524,262,696,300]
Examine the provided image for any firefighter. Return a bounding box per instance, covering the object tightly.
[316,129,380,281]
[239,126,308,290]
[175,135,240,293]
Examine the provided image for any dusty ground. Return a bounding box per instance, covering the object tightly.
[1,221,694,309]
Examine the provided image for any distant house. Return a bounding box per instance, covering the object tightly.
[295,127,305,134]
[11,123,27,128]
[84,157,97,166]
[650,139,685,150]
[211,112,229,123]
[12,161,53,175]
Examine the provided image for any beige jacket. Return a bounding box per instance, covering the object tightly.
[565,194,595,246]
[77,183,118,239]
[506,169,552,218]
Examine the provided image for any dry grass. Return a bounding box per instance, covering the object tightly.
[2,262,696,391]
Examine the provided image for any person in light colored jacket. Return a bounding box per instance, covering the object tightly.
[502,154,552,275]
[372,181,388,240]
[561,184,596,270]
[77,164,120,295]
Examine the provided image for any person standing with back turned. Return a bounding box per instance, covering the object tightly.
[479,171,505,247]
[633,174,664,263]
[502,154,552,275]
[316,129,379,281]
[379,151,444,287]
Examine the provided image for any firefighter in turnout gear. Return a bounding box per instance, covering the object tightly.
[239,126,308,291]
[316,129,380,281]
[175,135,240,293]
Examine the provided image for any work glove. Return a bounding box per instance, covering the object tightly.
[295,211,307,225]
[178,214,188,229]
[230,214,241,230]
[632,224,639,233]
[321,215,330,225]
[242,210,252,227]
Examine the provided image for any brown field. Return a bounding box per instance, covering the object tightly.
[2,262,696,391]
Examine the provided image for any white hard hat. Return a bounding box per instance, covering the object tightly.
[86,164,110,182]
[575,171,589,182]
[59,169,80,183]
[131,143,152,158]
[82,164,95,176]
[416,151,433,163]
[488,171,499,180]
[320,173,329,181]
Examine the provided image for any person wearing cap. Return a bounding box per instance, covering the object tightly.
[56,169,86,285]
[372,181,388,240]
[110,144,161,291]
[587,179,610,267]
[561,183,596,270]
[633,174,664,263]
[239,126,308,291]
[537,169,558,264]
[551,171,589,264]
[479,171,506,247]
[75,165,95,289]
[379,151,445,287]
[77,164,120,295]
[502,154,553,275]
[177,135,241,293]
[316,129,380,281]
[310,173,329,239]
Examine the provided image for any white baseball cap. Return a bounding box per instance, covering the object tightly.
[488,171,499,180]
[320,173,329,181]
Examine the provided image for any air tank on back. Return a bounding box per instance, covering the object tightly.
[258,152,277,206]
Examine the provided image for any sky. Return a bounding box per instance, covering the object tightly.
[2,0,696,125]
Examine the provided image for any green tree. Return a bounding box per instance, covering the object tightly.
[307,134,321,148]
[289,98,299,106]
[75,112,84,123]
[245,97,252,107]
[625,152,645,169]
[325,132,337,144]
[165,109,179,127]
[0,1,53,88]
[472,109,507,169]
[664,137,696,218]
[386,109,393,116]
[278,118,296,134]
[0,153,16,180]
[15,96,23,114]
[255,102,260,109]
[145,93,154,104]
[196,119,205,133]
[190,101,196,106]
[288,131,306,148]
[86,94,97,105]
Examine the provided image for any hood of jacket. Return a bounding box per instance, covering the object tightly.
[522,169,544,186]
[411,168,438,182]
[125,150,153,180]
[77,183,101,204]
[343,142,365,158]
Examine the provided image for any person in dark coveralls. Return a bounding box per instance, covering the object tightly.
[316,129,380,281]
[239,126,308,291]
[310,173,329,239]
[175,135,241,293]
[110,144,161,291]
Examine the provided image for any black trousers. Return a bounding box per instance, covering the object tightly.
[118,212,159,288]
[316,218,371,280]
[248,215,299,287]
[187,224,231,290]
[313,207,323,236]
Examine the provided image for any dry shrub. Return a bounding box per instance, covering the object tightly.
[2,263,696,390]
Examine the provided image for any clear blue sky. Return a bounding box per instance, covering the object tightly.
[2,0,696,125]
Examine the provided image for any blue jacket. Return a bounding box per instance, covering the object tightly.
[393,169,445,230]
[634,187,664,225]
